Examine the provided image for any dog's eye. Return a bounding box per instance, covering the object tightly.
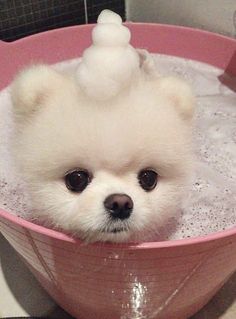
[138,169,158,191]
[65,169,91,192]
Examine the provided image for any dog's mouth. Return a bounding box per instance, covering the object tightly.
[100,226,129,234]
[110,227,128,234]
[99,218,131,235]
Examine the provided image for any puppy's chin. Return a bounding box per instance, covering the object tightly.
[61,210,180,244]
[85,230,133,244]
[68,222,135,243]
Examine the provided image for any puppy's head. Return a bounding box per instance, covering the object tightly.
[11,64,194,242]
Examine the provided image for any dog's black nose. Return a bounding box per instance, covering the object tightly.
[104,194,133,220]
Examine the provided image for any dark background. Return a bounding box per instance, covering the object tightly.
[0,0,125,41]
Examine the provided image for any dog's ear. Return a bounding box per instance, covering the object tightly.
[157,76,195,121]
[11,64,66,119]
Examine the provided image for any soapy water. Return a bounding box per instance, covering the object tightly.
[0,54,235,241]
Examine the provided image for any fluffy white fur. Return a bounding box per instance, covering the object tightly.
[10,10,194,243]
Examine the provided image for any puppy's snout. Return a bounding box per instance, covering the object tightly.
[104,194,133,220]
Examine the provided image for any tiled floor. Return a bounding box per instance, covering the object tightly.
[0,233,236,319]
[0,234,71,318]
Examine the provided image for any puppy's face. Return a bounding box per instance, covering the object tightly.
[11,65,194,242]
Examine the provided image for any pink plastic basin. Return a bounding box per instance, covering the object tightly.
[0,23,236,319]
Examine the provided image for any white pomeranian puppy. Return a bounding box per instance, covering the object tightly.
[10,10,194,243]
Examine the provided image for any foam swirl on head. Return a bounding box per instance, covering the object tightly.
[76,10,140,101]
